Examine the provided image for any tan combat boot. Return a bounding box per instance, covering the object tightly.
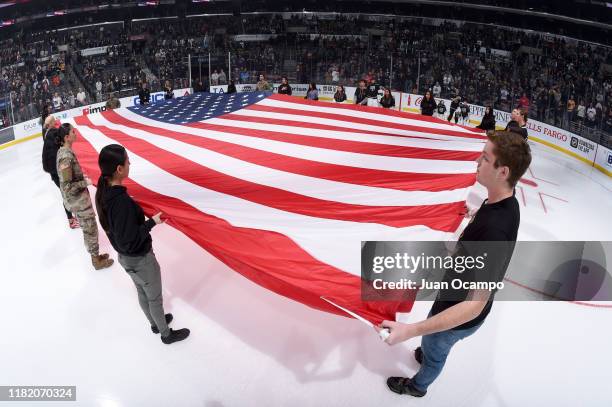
[92,254,114,270]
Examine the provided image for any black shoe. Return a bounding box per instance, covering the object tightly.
[415,347,423,364]
[386,377,426,398]
[151,313,174,334]
[161,328,190,344]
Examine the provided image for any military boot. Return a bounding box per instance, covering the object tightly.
[92,254,114,270]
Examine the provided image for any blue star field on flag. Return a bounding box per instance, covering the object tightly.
[127,91,272,124]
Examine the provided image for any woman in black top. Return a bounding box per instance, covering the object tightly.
[379,88,395,109]
[227,80,237,94]
[477,106,496,131]
[41,116,76,228]
[420,90,437,116]
[334,85,347,103]
[95,144,190,345]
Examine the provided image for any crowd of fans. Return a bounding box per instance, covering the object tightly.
[0,13,610,137]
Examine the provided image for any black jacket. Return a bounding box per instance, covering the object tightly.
[278,84,292,95]
[103,185,156,256]
[420,97,437,116]
[138,88,151,105]
[354,88,367,105]
[366,83,379,98]
[227,83,237,93]
[505,121,528,140]
[449,98,460,111]
[334,91,347,103]
[380,95,395,109]
[41,128,59,174]
[477,114,496,131]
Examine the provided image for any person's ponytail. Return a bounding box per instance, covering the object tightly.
[96,144,128,233]
[95,174,111,231]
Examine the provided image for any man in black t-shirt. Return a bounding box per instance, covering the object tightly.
[382,131,532,398]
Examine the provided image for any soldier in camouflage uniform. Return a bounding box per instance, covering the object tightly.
[56,123,114,270]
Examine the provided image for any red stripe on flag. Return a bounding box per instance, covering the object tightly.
[101,110,476,192]
[76,115,466,231]
[218,112,436,141]
[249,100,486,140]
[71,128,414,324]
[188,120,480,161]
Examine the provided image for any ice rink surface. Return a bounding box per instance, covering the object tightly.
[1,136,611,407]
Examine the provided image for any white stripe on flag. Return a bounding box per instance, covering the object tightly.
[115,109,479,174]
[86,113,472,206]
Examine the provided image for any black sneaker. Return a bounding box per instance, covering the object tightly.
[415,347,423,364]
[386,377,426,398]
[151,314,174,334]
[161,328,190,344]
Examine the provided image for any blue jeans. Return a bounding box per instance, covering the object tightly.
[412,313,484,392]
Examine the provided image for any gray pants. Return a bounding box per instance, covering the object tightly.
[118,250,170,337]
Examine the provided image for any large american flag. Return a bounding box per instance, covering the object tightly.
[69,92,486,323]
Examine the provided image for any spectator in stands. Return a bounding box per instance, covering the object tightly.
[505,108,528,139]
[379,88,396,109]
[331,67,340,83]
[138,82,151,105]
[278,77,292,95]
[518,92,530,112]
[604,109,612,132]
[163,80,174,100]
[67,91,76,109]
[305,83,319,101]
[432,82,441,98]
[586,103,597,127]
[334,85,347,103]
[354,80,368,106]
[477,106,496,132]
[420,90,437,116]
[576,100,586,123]
[218,69,227,85]
[52,92,63,111]
[239,69,249,84]
[227,80,237,94]
[211,70,219,86]
[256,74,272,91]
[76,88,87,106]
